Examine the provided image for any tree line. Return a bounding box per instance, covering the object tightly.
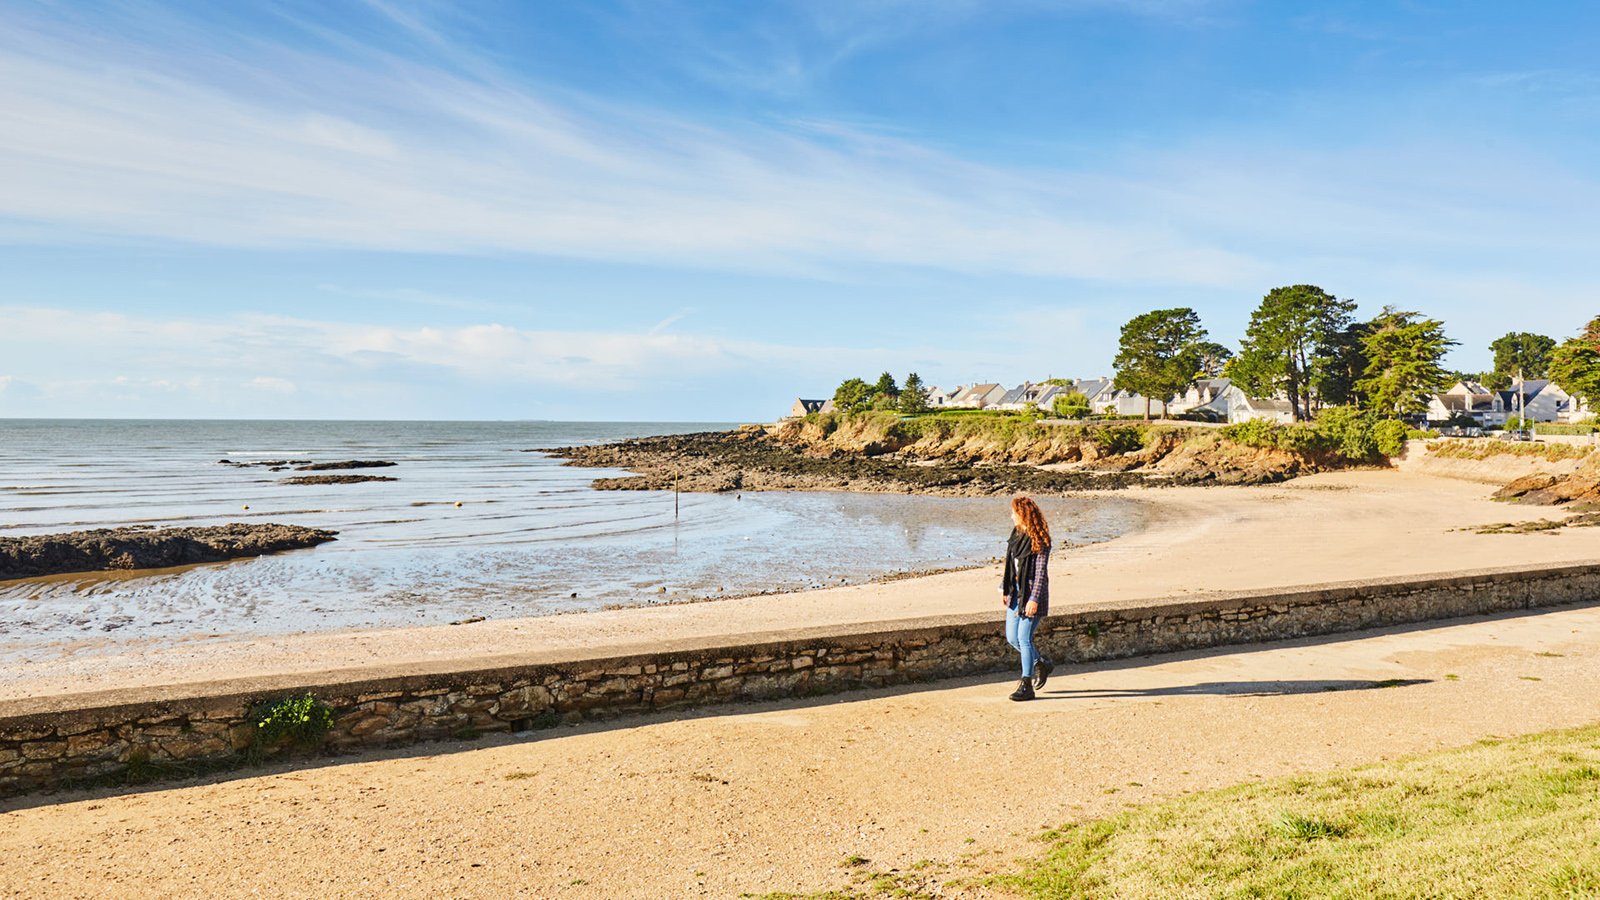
[1115,286,1600,422]
[831,372,932,414]
[822,294,1600,424]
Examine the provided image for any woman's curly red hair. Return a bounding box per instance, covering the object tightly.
[1011,495,1051,553]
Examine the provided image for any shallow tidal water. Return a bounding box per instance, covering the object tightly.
[0,420,1143,653]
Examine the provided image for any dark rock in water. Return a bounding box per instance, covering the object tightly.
[219,459,313,468]
[0,524,339,580]
[295,460,398,471]
[281,474,399,485]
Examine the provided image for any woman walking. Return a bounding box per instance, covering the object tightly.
[1002,495,1054,701]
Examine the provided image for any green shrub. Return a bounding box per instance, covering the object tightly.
[1094,425,1145,455]
[1315,406,1378,459]
[1505,416,1537,430]
[1373,418,1412,457]
[248,693,334,760]
[1219,418,1281,448]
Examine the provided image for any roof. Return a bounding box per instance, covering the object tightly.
[1074,378,1113,400]
[997,383,1031,405]
[1240,396,1293,412]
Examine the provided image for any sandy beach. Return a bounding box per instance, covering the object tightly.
[5,575,1599,899]
[4,466,1598,701]
[6,466,1600,898]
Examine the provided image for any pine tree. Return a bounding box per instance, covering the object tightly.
[1549,318,1600,409]
[1233,285,1357,420]
[899,373,929,414]
[1356,306,1456,417]
[1112,308,1207,419]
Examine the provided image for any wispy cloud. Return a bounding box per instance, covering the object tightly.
[0,4,1259,286]
[0,303,981,418]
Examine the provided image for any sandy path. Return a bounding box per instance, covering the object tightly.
[5,600,1599,899]
[5,469,1597,701]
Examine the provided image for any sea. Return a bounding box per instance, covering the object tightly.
[0,420,1142,651]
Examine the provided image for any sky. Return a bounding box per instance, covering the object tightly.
[2,0,1599,421]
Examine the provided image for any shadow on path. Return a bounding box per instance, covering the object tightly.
[1039,678,1431,700]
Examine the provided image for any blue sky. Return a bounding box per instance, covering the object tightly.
[2,0,1599,420]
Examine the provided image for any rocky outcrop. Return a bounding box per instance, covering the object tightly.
[0,524,339,580]
[1494,472,1600,507]
[294,460,398,471]
[552,421,1331,496]
[281,475,398,485]
[556,430,1141,496]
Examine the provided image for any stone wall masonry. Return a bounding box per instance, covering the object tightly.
[4,561,1600,798]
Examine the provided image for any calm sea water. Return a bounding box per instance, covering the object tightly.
[0,420,1141,649]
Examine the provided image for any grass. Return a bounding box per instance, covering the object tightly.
[1425,439,1594,463]
[1005,723,1600,899]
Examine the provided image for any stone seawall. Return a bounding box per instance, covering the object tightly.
[5,562,1600,798]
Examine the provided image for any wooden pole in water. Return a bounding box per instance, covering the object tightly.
[674,468,679,522]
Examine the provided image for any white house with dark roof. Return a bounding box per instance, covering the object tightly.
[1072,378,1117,414]
[1189,379,1295,424]
[1500,379,1569,423]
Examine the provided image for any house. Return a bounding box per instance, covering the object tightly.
[923,386,951,408]
[1072,378,1117,414]
[1427,393,1499,425]
[1500,379,1569,423]
[1561,394,1594,424]
[1427,381,1506,426]
[1190,379,1295,424]
[996,382,1059,411]
[1033,384,1067,411]
[1423,378,1569,425]
[787,398,827,419]
[994,383,1031,410]
[949,383,1007,409]
[1169,378,1233,415]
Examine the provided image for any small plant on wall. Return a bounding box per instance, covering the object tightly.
[247,692,334,762]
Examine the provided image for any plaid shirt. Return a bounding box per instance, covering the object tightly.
[1008,546,1050,617]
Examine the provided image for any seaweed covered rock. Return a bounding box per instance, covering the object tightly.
[0,524,339,580]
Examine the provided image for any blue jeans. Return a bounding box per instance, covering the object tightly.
[1006,604,1047,679]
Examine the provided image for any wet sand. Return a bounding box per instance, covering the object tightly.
[4,468,1597,701]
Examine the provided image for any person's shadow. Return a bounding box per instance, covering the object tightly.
[1040,678,1430,698]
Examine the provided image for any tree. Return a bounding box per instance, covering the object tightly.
[1192,342,1234,378]
[1318,322,1374,407]
[1051,390,1090,418]
[1549,317,1600,409]
[1356,306,1456,417]
[872,372,899,399]
[1233,285,1358,421]
[1113,308,1207,420]
[1489,332,1555,382]
[832,378,871,412]
[899,373,929,414]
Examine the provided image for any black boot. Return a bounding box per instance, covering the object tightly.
[1033,658,1054,690]
[1009,678,1035,701]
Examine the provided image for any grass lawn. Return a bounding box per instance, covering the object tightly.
[1009,724,1600,900]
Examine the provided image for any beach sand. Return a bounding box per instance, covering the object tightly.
[5,580,1599,898]
[2,468,1595,701]
[6,468,1600,898]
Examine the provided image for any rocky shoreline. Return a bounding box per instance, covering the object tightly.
[0,524,339,580]
[551,428,1144,496]
[550,421,1326,496]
